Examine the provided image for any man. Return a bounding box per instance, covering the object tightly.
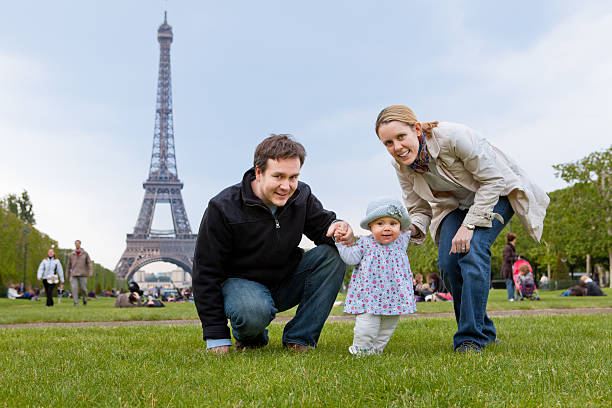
[193,134,353,354]
[66,240,93,306]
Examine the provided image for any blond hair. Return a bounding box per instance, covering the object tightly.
[375,105,438,137]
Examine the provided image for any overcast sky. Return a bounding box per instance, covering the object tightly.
[2,1,611,270]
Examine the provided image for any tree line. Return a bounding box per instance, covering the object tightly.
[0,192,118,292]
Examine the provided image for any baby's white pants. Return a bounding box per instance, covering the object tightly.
[349,313,400,355]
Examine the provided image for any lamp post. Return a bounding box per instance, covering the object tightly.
[23,228,30,289]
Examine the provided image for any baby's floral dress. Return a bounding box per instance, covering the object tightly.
[337,231,416,315]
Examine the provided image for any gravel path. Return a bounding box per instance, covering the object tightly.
[1,307,610,329]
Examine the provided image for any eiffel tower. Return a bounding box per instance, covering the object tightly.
[115,13,196,280]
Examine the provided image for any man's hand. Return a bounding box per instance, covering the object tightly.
[207,345,230,355]
[449,226,474,254]
[326,221,355,246]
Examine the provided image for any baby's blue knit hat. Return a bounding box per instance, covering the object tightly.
[360,198,411,230]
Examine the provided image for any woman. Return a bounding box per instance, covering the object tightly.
[37,248,65,307]
[501,233,518,301]
[375,105,549,353]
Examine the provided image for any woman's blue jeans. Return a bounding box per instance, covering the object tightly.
[437,196,514,350]
[505,278,515,300]
[221,245,345,348]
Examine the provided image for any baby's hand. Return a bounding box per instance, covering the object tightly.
[327,221,355,246]
[334,225,346,241]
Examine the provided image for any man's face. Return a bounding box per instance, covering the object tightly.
[75,241,81,250]
[253,157,301,207]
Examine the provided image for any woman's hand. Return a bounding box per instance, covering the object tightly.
[450,225,474,254]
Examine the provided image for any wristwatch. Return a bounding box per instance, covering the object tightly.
[463,223,476,230]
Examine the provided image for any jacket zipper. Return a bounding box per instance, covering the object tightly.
[245,202,281,244]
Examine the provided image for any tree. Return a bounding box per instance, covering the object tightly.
[553,145,612,286]
[0,190,36,225]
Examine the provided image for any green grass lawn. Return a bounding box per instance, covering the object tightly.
[1,314,610,407]
[2,288,610,324]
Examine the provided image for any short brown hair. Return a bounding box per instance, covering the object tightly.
[253,134,306,173]
[507,233,517,243]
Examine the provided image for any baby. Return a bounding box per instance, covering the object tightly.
[335,198,416,355]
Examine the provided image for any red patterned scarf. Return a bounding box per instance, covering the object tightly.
[408,133,430,174]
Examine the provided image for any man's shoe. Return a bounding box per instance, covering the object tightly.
[283,342,314,352]
[234,341,264,351]
[455,341,483,353]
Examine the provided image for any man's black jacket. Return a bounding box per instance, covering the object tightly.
[193,168,337,340]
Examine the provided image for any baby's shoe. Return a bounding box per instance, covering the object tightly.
[348,345,377,356]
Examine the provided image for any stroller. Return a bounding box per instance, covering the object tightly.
[512,258,541,301]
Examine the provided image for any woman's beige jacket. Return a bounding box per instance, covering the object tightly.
[393,122,549,246]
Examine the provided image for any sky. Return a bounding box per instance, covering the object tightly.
[1,1,611,271]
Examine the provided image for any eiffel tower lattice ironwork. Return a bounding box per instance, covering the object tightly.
[115,13,196,280]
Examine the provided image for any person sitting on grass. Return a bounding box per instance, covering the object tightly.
[427,272,453,302]
[578,276,606,296]
[335,198,416,355]
[413,273,425,301]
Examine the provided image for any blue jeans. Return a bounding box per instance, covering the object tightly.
[221,245,345,348]
[437,196,514,349]
[505,278,515,300]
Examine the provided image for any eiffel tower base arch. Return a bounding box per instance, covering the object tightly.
[114,235,196,281]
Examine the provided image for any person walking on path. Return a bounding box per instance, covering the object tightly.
[37,248,64,307]
[193,134,354,354]
[66,240,93,306]
[375,105,549,353]
[501,233,518,301]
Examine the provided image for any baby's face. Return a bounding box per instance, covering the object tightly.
[369,216,401,245]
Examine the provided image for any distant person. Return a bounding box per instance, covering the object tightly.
[579,276,606,296]
[115,282,165,308]
[501,233,518,301]
[413,273,425,301]
[561,285,586,296]
[115,291,144,308]
[193,134,352,354]
[539,274,549,290]
[425,272,452,302]
[517,264,536,300]
[66,240,93,306]
[375,105,549,352]
[36,248,64,307]
[336,198,416,355]
[57,284,65,303]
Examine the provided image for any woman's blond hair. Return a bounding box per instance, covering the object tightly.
[375,105,438,137]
